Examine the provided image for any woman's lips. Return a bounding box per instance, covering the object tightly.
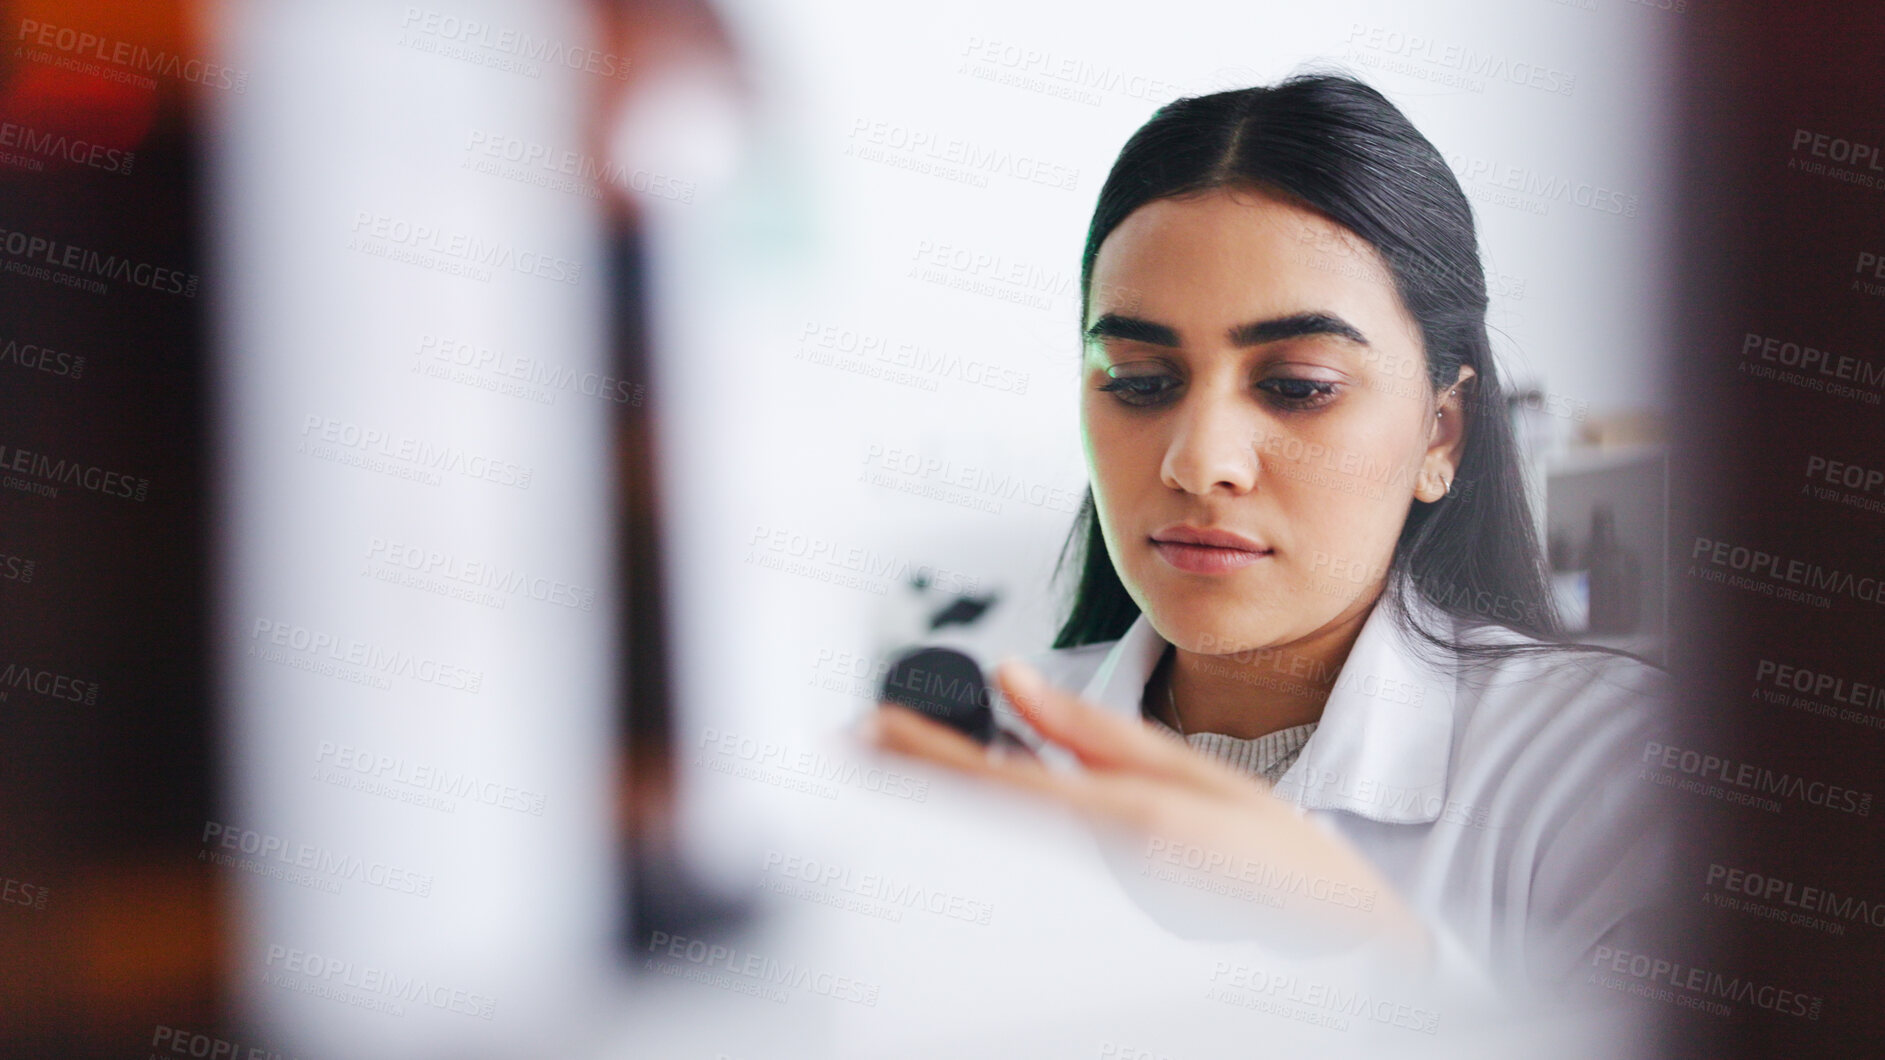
[1152,540,1271,574]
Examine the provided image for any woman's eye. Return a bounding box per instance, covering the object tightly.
[1096,373,1180,407]
[1257,377,1339,409]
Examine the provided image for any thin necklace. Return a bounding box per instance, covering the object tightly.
[1162,651,1187,738]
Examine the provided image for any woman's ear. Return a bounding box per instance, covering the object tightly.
[1416,366,1476,503]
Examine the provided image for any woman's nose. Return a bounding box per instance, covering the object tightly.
[1159,392,1260,495]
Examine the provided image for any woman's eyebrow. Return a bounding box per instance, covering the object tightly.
[1228,312,1369,347]
[1084,313,1179,346]
[1084,311,1369,348]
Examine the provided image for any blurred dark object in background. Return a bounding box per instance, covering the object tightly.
[1664,0,1885,1056]
[0,1,222,1055]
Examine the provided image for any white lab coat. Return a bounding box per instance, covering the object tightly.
[1004,588,1678,991]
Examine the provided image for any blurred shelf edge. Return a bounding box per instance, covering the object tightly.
[1546,442,1666,478]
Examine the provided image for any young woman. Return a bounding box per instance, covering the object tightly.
[870,74,1674,992]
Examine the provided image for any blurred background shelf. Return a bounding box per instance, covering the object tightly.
[1534,441,1668,668]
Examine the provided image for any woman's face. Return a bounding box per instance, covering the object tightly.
[1082,185,1466,657]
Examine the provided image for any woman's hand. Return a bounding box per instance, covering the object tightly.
[866,658,1432,964]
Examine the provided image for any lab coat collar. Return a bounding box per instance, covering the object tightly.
[1075,590,1459,825]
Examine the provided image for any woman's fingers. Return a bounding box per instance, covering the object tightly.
[988,727,1042,760]
[992,659,1166,770]
[871,707,1323,860]
[869,697,1426,957]
[870,704,1162,824]
[993,660,1258,802]
[870,703,1257,839]
[869,704,1005,777]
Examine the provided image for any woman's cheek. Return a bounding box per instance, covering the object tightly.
[1088,428,1156,516]
[1275,469,1384,596]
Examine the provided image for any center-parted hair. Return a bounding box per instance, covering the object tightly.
[1056,72,1562,658]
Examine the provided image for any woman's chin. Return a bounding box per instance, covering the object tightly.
[1142,601,1303,657]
